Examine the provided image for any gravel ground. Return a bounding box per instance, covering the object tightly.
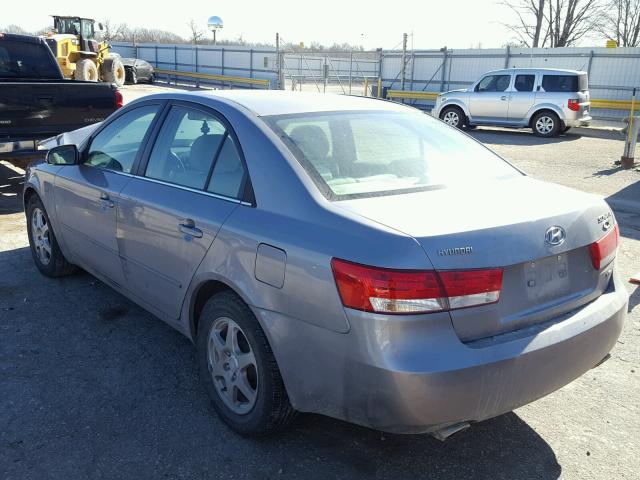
[0,97,639,479]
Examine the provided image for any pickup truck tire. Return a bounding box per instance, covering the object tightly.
[26,196,77,278]
[197,291,296,436]
[101,57,126,87]
[440,106,466,129]
[74,59,99,82]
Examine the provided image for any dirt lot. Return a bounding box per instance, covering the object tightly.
[1,89,639,479]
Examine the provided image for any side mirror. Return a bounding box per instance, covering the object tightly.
[98,23,104,31]
[46,144,79,165]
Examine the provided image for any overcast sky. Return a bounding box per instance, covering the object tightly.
[2,0,597,49]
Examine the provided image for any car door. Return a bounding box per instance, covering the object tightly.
[117,102,249,319]
[468,73,512,121]
[53,103,162,286]
[508,73,537,121]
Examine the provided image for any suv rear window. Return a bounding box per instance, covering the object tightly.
[265,111,521,200]
[542,74,588,92]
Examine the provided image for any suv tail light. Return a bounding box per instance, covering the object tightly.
[331,258,503,315]
[114,89,123,109]
[589,224,619,270]
[568,98,580,111]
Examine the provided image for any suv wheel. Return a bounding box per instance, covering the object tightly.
[532,111,561,137]
[197,291,296,435]
[440,106,466,129]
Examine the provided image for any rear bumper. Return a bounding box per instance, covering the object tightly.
[259,271,627,434]
[565,112,592,128]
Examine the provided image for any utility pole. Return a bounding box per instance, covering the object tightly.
[400,32,408,91]
[276,33,283,90]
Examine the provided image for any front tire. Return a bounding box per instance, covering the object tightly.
[196,291,295,436]
[26,196,76,277]
[74,59,99,82]
[130,69,138,85]
[439,106,466,129]
[532,111,561,137]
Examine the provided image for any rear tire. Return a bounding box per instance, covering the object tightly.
[101,57,126,87]
[196,291,296,436]
[439,106,466,129]
[562,126,571,133]
[26,195,77,278]
[74,59,98,82]
[532,111,561,137]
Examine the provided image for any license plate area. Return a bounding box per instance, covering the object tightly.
[523,254,571,301]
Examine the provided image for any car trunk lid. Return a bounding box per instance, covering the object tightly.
[336,176,614,341]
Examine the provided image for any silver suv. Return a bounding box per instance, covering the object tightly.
[432,68,591,137]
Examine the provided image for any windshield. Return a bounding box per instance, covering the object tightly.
[265,110,521,200]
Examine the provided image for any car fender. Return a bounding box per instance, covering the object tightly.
[439,99,471,119]
[526,103,566,124]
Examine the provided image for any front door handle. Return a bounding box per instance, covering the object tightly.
[500,95,508,101]
[178,219,203,238]
[99,192,115,208]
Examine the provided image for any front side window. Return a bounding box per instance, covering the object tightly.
[145,105,246,198]
[265,111,521,200]
[85,105,159,173]
[477,75,511,92]
[514,74,535,92]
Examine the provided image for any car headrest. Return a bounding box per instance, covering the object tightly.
[190,134,224,171]
[288,125,330,161]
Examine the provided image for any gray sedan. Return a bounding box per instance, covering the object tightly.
[23,91,627,438]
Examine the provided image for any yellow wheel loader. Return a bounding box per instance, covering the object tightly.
[44,16,125,87]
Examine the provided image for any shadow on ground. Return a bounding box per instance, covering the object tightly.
[0,245,561,479]
[469,128,582,146]
[0,162,24,214]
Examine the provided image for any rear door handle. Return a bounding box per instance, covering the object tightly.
[99,192,115,208]
[178,219,203,238]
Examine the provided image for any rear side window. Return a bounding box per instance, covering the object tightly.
[0,41,60,79]
[145,105,247,199]
[542,75,581,92]
[514,75,535,92]
[476,75,511,92]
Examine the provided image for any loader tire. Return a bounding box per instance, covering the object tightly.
[74,59,99,82]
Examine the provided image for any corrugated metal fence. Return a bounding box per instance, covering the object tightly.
[381,46,640,121]
[111,41,640,121]
[111,42,280,88]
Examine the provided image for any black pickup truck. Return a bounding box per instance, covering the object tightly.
[0,33,121,158]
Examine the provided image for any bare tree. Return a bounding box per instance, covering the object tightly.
[599,0,640,45]
[187,19,205,45]
[1,24,32,35]
[502,0,603,47]
[98,19,126,42]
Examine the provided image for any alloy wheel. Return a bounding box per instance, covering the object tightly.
[442,110,460,127]
[207,317,258,415]
[535,116,554,135]
[31,207,51,265]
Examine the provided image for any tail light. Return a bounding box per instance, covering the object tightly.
[331,258,503,315]
[568,99,580,111]
[589,224,619,270]
[114,89,123,109]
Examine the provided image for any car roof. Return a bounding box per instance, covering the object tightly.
[166,90,415,116]
[485,67,586,76]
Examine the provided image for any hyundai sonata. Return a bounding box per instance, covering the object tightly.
[24,91,627,437]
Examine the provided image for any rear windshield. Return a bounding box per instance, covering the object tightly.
[0,40,60,79]
[264,110,521,200]
[542,74,588,92]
